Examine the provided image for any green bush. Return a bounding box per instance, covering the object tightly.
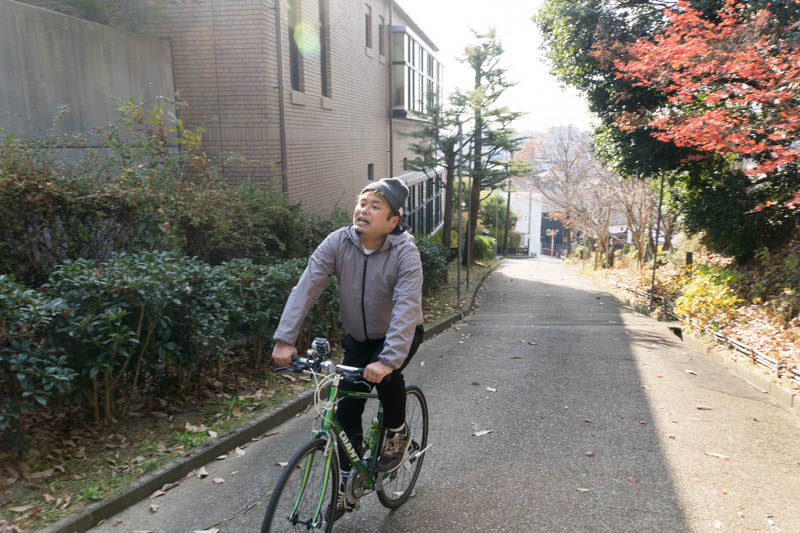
[473,235,497,260]
[415,238,448,293]
[0,133,172,286]
[46,251,235,423]
[0,98,217,286]
[0,275,74,446]
[674,264,742,329]
[171,184,311,266]
[219,258,341,368]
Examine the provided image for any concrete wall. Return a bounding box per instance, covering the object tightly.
[0,0,174,143]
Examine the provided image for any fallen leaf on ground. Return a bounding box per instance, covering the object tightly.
[705,452,731,461]
[486,387,497,392]
[585,451,595,457]
[685,369,698,375]
[193,529,220,533]
[471,381,480,386]
[584,418,592,423]
[627,477,638,483]
[216,455,226,461]
[510,356,522,359]
[184,422,209,433]
[576,488,590,492]
[666,434,677,440]
[213,478,224,484]
[208,430,218,439]
[473,430,493,437]
[197,467,208,478]
[696,405,713,410]
[149,490,165,499]
[276,461,288,467]
[638,420,648,425]
[235,447,245,457]
[9,505,33,513]
[161,482,179,491]
[43,493,54,503]
[149,504,158,513]
[419,361,425,366]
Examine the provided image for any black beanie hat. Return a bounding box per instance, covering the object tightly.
[360,178,409,216]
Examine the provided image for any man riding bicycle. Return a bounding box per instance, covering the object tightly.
[271,177,424,521]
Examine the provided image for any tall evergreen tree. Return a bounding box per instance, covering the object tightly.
[458,29,526,264]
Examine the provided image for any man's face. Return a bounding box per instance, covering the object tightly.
[353,192,399,241]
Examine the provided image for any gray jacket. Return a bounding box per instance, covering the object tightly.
[273,225,424,369]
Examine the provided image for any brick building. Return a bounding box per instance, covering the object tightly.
[146,0,444,234]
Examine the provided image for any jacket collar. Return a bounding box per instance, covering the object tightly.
[345,225,413,253]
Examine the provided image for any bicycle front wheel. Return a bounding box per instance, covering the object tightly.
[376,385,429,508]
[261,438,338,533]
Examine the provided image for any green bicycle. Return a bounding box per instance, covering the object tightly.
[261,338,430,532]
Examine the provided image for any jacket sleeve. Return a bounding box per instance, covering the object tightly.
[272,231,339,346]
[378,243,424,369]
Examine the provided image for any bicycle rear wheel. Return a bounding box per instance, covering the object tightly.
[261,438,338,533]
[376,385,428,508]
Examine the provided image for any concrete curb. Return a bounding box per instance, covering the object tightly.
[422,260,502,340]
[680,329,800,416]
[45,260,502,533]
[590,271,800,418]
[44,389,317,533]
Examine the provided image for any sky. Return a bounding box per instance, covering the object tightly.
[395,0,594,134]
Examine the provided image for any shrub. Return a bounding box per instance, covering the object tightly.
[0,133,172,286]
[171,184,310,265]
[415,238,448,293]
[674,265,742,329]
[0,275,74,446]
[219,258,341,368]
[46,251,235,423]
[472,235,497,260]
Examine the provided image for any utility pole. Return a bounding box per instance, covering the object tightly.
[456,120,463,308]
[527,190,533,256]
[502,178,511,255]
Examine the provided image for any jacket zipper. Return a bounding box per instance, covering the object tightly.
[361,253,369,340]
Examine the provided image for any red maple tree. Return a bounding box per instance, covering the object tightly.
[614,0,800,186]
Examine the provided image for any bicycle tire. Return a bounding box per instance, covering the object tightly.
[376,385,428,508]
[261,438,338,533]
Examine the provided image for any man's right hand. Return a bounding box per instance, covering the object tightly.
[272,340,297,367]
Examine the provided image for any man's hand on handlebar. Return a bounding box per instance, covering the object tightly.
[272,340,297,367]
[363,361,393,384]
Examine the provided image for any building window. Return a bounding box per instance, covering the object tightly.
[365,4,372,49]
[319,0,331,97]
[368,163,374,181]
[288,0,303,92]
[391,29,442,119]
[378,15,385,57]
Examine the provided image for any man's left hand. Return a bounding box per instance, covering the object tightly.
[363,361,394,383]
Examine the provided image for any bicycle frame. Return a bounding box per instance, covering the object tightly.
[292,372,385,527]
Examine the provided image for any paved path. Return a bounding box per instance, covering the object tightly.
[91,258,800,533]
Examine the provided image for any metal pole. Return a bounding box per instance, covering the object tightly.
[388,0,394,178]
[494,203,498,257]
[456,121,463,308]
[503,179,511,255]
[649,173,666,313]
[273,0,289,192]
[466,142,471,291]
[527,190,532,256]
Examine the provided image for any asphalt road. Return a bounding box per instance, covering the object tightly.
[90,257,800,533]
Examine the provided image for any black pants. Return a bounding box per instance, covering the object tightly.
[336,324,424,470]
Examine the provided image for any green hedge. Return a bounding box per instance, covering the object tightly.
[473,235,497,260]
[1,252,341,445]
[416,237,448,293]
